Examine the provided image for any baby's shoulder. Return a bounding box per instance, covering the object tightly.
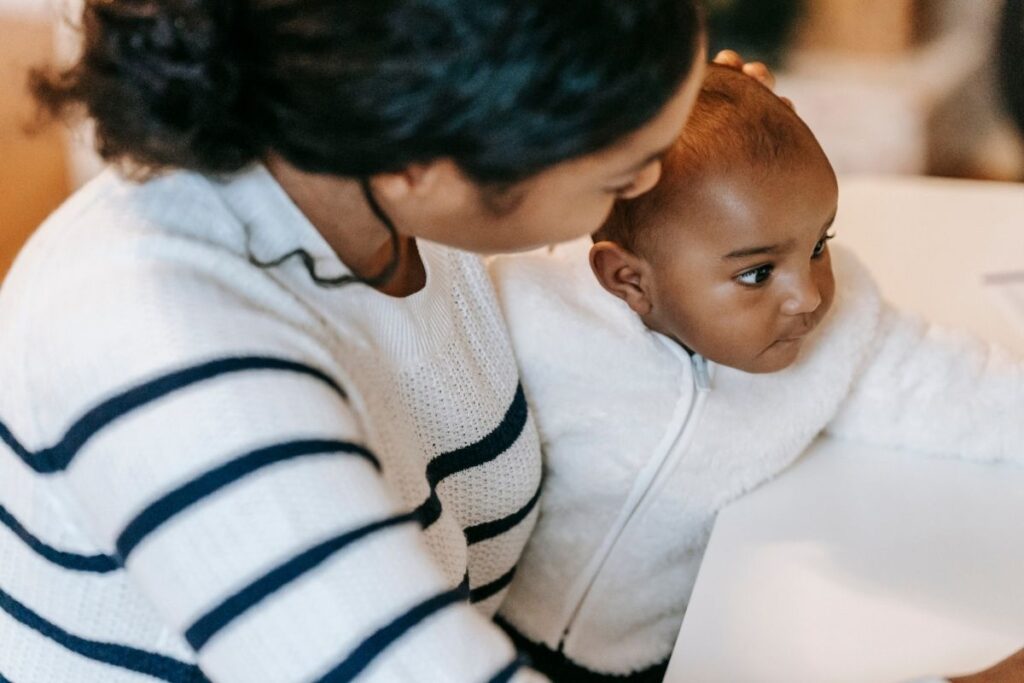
[487,236,593,294]
[488,236,644,336]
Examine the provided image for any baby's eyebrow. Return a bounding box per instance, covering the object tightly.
[722,239,794,260]
[722,213,837,260]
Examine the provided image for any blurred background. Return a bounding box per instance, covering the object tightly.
[0,0,1022,278]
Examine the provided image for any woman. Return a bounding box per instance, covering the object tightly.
[999,0,1023,138]
[0,1,706,681]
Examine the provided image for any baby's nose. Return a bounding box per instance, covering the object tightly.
[781,278,822,316]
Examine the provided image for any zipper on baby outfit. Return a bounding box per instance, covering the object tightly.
[692,353,711,391]
[556,346,712,651]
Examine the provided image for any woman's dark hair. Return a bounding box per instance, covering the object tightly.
[999,0,1024,138]
[33,0,702,184]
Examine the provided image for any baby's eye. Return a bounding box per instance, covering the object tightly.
[736,264,774,286]
[812,231,836,258]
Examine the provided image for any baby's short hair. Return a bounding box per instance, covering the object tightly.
[597,63,821,253]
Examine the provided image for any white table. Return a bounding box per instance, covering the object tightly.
[666,437,1024,683]
[832,175,1024,354]
[666,175,1024,682]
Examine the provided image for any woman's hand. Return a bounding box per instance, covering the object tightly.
[949,647,1024,683]
[712,49,793,108]
[712,49,775,89]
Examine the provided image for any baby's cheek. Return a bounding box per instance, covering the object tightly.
[819,271,837,316]
[813,255,837,314]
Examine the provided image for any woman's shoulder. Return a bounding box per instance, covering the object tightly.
[3,170,253,331]
[0,169,350,436]
[15,168,250,273]
[1,167,303,344]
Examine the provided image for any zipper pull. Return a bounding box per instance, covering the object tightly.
[692,353,712,391]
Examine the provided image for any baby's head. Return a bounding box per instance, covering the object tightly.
[591,64,838,373]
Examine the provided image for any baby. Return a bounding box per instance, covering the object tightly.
[489,64,1024,681]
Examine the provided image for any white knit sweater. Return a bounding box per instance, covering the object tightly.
[489,237,1024,677]
[0,165,547,682]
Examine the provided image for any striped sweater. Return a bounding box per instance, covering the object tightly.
[0,165,546,682]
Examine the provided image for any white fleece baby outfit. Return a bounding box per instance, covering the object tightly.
[489,236,1024,678]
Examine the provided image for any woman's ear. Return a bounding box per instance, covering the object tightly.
[589,240,654,316]
[372,159,470,207]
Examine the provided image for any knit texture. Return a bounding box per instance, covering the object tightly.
[0,165,546,683]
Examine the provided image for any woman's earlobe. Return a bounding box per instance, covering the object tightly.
[371,171,414,202]
[374,159,451,202]
[374,160,471,221]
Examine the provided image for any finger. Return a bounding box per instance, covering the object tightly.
[713,49,744,68]
[742,61,775,90]
[779,96,796,111]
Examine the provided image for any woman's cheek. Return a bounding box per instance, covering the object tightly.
[566,197,617,242]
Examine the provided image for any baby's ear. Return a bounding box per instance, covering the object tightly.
[589,241,653,316]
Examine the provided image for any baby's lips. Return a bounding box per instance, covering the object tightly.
[778,315,822,342]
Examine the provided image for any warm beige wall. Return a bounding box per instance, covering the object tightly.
[795,0,920,54]
[0,14,70,279]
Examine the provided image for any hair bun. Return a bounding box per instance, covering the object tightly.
[35,0,257,173]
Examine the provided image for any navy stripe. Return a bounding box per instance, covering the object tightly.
[0,503,119,573]
[412,488,444,529]
[486,655,529,683]
[464,479,542,546]
[0,585,208,683]
[470,565,517,604]
[0,356,346,474]
[315,577,470,683]
[185,511,418,651]
[414,384,528,530]
[0,421,30,464]
[117,438,378,562]
[0,422,31,465]
[424,384,527,483]
[497,616,670,683]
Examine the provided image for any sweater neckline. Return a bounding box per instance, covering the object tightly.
[213,163,461,361]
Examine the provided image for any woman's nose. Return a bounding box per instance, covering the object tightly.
[781,274,822,316]
[618,160,663,199]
